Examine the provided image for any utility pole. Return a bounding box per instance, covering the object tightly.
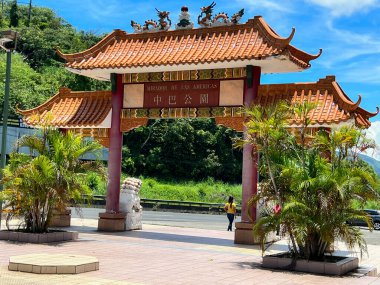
[0,50,11,172]
[27,0,32,27]
[0,30,17,229]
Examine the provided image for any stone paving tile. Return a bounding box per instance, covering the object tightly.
[1,219,380,285]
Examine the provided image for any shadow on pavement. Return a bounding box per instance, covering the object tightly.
[62,225,263,249]
[124,230,237,247]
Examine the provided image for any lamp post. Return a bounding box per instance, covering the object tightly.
[0,30,17,229]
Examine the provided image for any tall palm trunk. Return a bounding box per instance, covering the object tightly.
[263,140,299,256]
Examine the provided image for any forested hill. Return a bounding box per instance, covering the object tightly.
[0,1,244,183]
[0,1,109,117]
[360,154,380,176]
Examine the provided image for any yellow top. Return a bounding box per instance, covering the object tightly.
[225,202,236,214]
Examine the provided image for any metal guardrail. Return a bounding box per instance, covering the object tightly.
[0,117,31,128]
[0,118,19,127]
[84,195,241,214]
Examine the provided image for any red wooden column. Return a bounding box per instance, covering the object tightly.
[106,73,123,213]
[235,65,261,244]
[98,73,126,231]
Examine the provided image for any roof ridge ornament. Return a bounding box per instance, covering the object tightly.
[231,9,245,25]
[131,3,244,33]
[198,2,216,27]
[131,9,171,33]
[156,9,172,31]
[175,6,194,30]
[198,2,244,28]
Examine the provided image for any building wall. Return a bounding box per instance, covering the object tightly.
[0,126,109,161]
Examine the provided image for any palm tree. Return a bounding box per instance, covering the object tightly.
[238,102,379,261]
[1,126,106,233]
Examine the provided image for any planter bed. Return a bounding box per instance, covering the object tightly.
[50,209,71,227]
[0,230,78,243]
[262,252,358,275]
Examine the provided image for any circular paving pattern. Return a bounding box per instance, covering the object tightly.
[9,254,99,274]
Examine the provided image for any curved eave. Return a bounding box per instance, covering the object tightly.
[17,89,112,128]
[287,45,322,68]
[56,29,127,62]
[320,78,376,127]
[331,81,362,112]
[288,118,354,128]
[254,16,295,46]
[352,106,379,128]
[17,90,63,116]
[356,106,379,118]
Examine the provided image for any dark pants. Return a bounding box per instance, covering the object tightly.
[227,213,234,231]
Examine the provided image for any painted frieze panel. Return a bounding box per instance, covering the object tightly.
[120,106,245,132]
[122,68,246,83]
[211,107,225,117]
[198,70,213,80]
[122,107,243,119]
[233,68,246,78]
[149,108,161,118]
[71,128,110,147]
[212,69,226,79]
[197,107,212,117]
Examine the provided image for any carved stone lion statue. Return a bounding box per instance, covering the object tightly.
[120,177,143,230]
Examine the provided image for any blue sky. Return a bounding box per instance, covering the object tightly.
[32,0,380,157]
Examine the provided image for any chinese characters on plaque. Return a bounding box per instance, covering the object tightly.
[144,80,220,108]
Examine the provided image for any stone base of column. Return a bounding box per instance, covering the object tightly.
[234,222,259,245]
[97,212,126,232]
[50,209,71,227]
[234,222,281,245]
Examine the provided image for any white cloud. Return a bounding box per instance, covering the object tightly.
[306,0,379,17]
[235,0,298,35]
[315,19,380,65]
[236,0,294,13]
[365,121,380,160]
[342,63,380,84]
[313,19,380,83]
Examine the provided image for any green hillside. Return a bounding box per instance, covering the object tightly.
[360,154,380,176]
[0,1,242,184]
[0,1,109,118]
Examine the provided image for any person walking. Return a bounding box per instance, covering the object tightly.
[224,196,236,231]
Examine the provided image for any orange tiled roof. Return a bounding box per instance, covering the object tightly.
[17,88,112,128]
[18,77,377,130]
[57,17,321,80]
[257,76,378,127]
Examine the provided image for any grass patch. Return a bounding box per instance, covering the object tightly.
[88,173,242,204]
[140,177,241,204]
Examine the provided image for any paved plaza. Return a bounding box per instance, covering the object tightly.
[1,215,380,285]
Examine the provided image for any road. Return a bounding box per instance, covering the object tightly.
[72,208,380,245]
[72,208,229,231]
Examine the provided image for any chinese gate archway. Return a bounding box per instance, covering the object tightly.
[18,7,378,244]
